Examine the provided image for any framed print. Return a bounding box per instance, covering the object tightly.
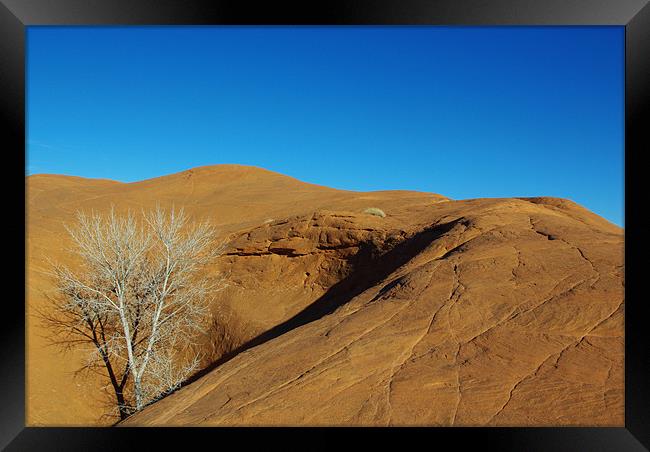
[2,0,648,450]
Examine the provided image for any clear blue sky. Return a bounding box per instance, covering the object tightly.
[26,26,624,226]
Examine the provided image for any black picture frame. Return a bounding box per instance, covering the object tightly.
[3,0,648,450]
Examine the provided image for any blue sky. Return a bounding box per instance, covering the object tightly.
[26,26,624,226]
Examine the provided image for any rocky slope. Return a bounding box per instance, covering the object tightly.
[26,165,446,425]
[26,165,624,426]
[123,193,623,426]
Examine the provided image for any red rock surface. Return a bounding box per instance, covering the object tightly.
[27,165,623,426]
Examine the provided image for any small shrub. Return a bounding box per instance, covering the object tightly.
[363,207,386,218]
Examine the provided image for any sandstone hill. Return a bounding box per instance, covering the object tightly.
[26,165,623,426]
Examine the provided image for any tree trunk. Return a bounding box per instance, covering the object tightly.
[116,390,129,420]
[134,377,144,411]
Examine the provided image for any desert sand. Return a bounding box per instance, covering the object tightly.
[26,164,624,426]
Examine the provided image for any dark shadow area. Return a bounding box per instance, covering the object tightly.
[181,218,462,387]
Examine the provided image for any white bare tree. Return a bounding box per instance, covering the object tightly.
[39,206,222,420]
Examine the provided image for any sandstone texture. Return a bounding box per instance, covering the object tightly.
[26,165,623,426]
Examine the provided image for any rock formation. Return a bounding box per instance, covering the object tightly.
[26,165,623,426]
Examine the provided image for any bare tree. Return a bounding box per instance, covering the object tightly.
[38,206,221,420]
